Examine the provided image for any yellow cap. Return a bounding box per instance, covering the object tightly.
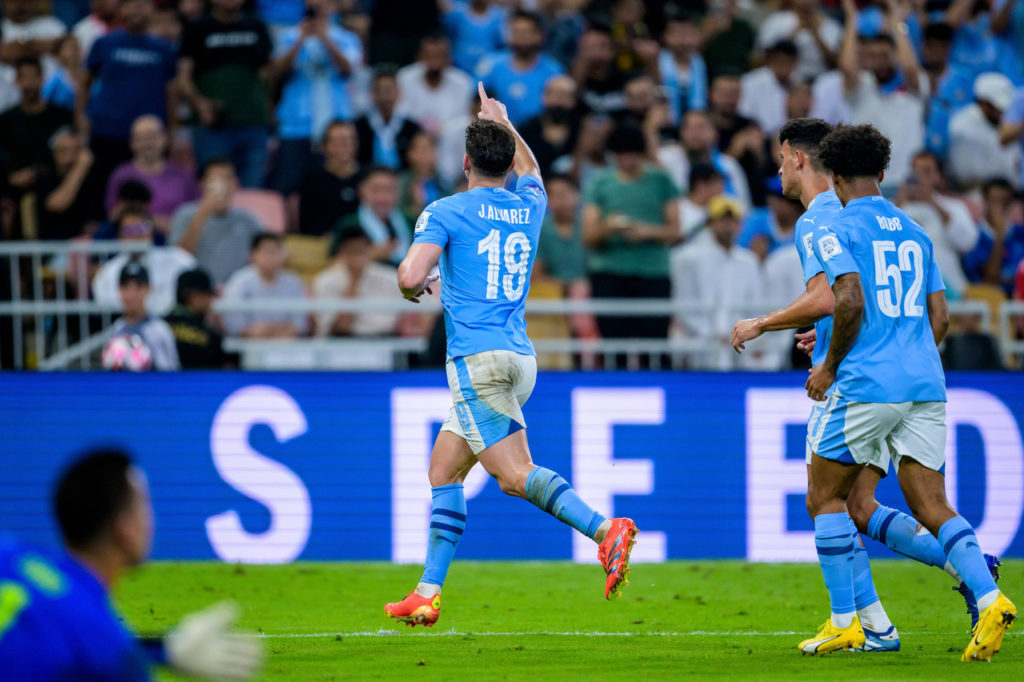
[708,195,744,220]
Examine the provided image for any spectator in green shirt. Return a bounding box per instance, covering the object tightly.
[536,173,586,288]
[582,123,680,346]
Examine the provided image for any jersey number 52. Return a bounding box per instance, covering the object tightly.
[872,240,924,318]
[478,229,531,301]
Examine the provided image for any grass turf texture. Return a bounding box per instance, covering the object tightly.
[116,560,1023,681]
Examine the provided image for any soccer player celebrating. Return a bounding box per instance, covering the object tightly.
[0,449,262,680]
[800,123,1016,661]
[384,83,637,627]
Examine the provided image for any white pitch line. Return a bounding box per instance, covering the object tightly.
[253,630,1023,639]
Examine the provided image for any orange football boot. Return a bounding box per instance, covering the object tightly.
[598,518,637,599]
[385,591,441,627]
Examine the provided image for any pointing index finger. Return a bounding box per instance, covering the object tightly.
[478,81,488,102]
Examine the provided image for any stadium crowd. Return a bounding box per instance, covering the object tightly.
[1,0,1023,370]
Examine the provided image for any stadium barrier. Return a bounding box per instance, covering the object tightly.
[1,371,1021,563]
[0,242,1014,370]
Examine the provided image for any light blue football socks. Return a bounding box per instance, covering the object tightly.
[419,484,467,587]
[815,512,857,627]
[525,467,606,539]
[867,505,949,569]
[849,518,895,635]
[938,516,999,609]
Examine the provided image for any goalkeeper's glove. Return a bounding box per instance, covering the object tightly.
[165,601,263,681]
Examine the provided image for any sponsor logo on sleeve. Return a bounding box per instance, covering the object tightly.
[414,211,432,234]
[818,234,842,261]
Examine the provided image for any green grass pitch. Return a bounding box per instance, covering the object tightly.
[116,560,1023,681]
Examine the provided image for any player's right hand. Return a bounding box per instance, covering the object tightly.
[165,601,263,681]
[730,318,763,353]
[477,82,510,126]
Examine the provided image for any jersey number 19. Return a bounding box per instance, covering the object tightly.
[873,240,924,318]
[478,229,531,301]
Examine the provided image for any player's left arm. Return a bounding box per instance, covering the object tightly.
[926,256,949,345]
[807,272,864,401]
[398,243,442,303]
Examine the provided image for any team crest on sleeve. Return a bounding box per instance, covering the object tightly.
[802,233,814,257]
[817,233,842,261]
[415,210,432,233]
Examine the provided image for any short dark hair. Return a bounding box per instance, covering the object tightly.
[818,124,892,178]
[778,118,834,169]
[861,33,896,48]
[982,177,1015,198]
[54,450,135,549]
[322,119,355,144]
[465,120,515,178]
[116,178,153,204]
[250,232,281,252]
[766,39,798,58]
[923,21,955,43]
[334,226,371,254]
[511,9,543,31]
[912,149,945,177]
[200,157,235,178]
[689,162,723,189]
[361,165,398,184]
[606,123,647,155]
[546,173,579,190]
[13,55,42,74]
[372,63,399,84]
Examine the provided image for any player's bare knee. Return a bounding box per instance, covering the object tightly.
[845,496,875,533]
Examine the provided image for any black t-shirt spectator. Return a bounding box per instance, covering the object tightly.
[0,104,73,173]
[299,166,364,237]
[34,166,104,240]
[179,14,272,127]
[353,116,421,171]
[519,115,580,178]
[165,304,230,368]
[580,70,629,116]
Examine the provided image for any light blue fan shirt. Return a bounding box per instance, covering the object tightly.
[795,189,843,367]
[413,174,547,360]
[810,195,947,403]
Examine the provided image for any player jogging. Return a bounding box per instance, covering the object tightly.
[731,119,1000,650]
[799,123,1016,661]
[384,83,637,628]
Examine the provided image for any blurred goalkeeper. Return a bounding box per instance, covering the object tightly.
[0,449,262,681]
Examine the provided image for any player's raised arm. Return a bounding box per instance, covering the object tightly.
[477,82,542,180]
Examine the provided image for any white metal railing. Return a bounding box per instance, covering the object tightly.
[0,241,1017,370]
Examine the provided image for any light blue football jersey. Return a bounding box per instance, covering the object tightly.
[811,195,947,403]
[795,189,843,367]
[413,174,546,359]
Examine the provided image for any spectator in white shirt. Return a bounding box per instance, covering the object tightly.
[221,233,309,339]
[397,33,473,137]
[739,39,798,135]
[948,72,1019,189]
[72,0,116,59]
[312,226,404,337]
[756,0,841,81]
[762,243,807,369]
[839,0,927,193]
[0,0,66,62]
[92,205,197,316]
[897,151,980,297]
[672,195,763,369]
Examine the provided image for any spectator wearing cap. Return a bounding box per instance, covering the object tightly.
[178,0,273,188]
[267,0,363,195]
[104,115,200,237]
[442,0,506,74]
[165,268,230,368]
[0,56,73,198]
[536,174,586,287]
[756,0,841,81]
[169,159,263,285]
[298,120,363,237]
[397,34,473,138]
[519,75,580,179]
[656,12,707,125]
[92,205,196,315]
[477,10,563,124]
[949,72,1019,188]
[109,262,181,370]
[312,227,404,337]
[672,195,762,370]
[738,40,798,136]
[221,233,308,339]
[897,151,979,298]
[35,128,103,240]
[354,67,421,171]
[78,0,178,186]
[676,162,724,243]
[331,166,411,266]
[921,22,975,158]
[582,123,680,344]
[738,178,803,262]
